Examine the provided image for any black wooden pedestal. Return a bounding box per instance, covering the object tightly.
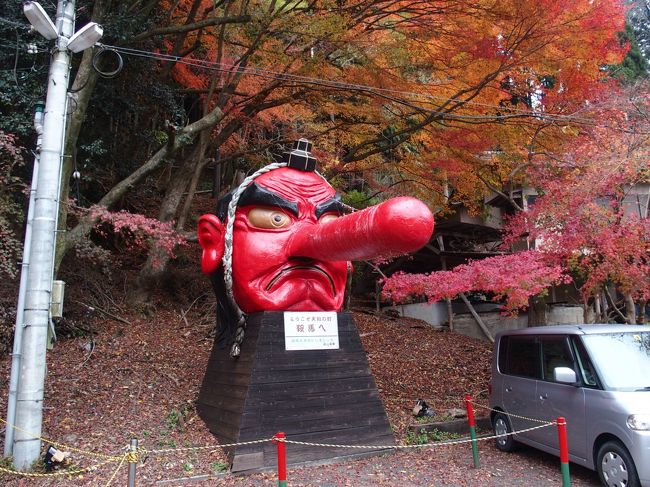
[197,311,395,473]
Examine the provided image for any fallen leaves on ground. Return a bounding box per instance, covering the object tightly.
[0,306,599,486]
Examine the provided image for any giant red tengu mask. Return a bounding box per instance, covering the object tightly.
[198,139,434,357]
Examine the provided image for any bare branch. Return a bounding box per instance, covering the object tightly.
[129,15,251,43]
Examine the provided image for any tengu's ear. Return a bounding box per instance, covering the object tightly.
[198,214,226,274]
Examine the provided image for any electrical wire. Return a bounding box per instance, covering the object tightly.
[0,29,644,133]
[98,43,645,132]
[0,38,45,103]
[107,44,529,112]
[0,34,637,129]
[0,17,30,30]
[0,41,48,54]
[91,46,123,78]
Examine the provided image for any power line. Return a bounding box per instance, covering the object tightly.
[99,43,644,132]
[0,32,644,133]
[0,41,48,54]
[107,44,530,112]
[0,33,636,130]
[0,17,30,30]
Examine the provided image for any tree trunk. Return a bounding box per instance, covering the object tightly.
[130,86,298,302]
[459,293,494,343]
[130,125,219,304]
[604,286,627,323]
[59,107,225,273]
[177,137,212,230]
[527,295,547,326]
[624,292,637,324]
[594,293,602,322]
[129,149,204,305]
[54,0,109,276]
[600,290,609,322]
[375,281,381,313]
[439,252,454,331]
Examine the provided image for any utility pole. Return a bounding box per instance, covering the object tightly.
[11,0,75,469]
[8,0,102,469]
[4,101,44,459]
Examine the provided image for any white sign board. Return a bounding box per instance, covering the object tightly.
[283,312,339,351]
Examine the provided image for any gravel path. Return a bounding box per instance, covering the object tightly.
[151,441,602,487]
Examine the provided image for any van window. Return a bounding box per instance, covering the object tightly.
[571,337,599,387]
[540,336,575,382]
[582,332,650,391]
[499,336,541,379]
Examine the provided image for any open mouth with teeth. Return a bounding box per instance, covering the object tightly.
[265,265,336,294]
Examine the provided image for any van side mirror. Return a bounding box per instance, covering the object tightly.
[554,366,577,384]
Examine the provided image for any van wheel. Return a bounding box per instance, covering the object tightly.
[596,440,640,487]
[493,412,516,452]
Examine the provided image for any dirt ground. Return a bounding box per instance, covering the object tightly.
[1,438,602,486]
[0,307,601,486]
[143,441,603,487]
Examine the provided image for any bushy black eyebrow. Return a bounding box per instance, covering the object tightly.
[216,184,343,220]
[315,194,345,219]
[237,183,299,216]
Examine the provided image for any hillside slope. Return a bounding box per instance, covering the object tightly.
[0,307,492,485]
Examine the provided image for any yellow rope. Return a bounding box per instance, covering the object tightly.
[280,422,554,450]
[103,453,128,487]
[0,456,119,478]
[125,450,139,463]
[0,399,559,478]
[0,417,120,459]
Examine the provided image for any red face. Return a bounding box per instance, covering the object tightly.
[199,167,349,313]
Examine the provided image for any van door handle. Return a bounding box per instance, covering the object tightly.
[505,386,512,392]
[539,393,548,400]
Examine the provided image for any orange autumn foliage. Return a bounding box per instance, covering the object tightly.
[149,0,627,212]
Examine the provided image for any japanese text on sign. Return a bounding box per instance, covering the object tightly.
[283,312,339,351]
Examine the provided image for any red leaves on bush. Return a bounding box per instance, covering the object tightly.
[88,206,187,261]
[382,251,571,313]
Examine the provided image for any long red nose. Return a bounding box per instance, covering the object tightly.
[289,196,434,261]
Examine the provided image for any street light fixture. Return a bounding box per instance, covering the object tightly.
[23,1,103,52]
[23,2,57,40]
[67,22,103,53]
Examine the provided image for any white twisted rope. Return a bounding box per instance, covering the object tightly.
[223,162,288,357]
[470,402,552,424]
[141,437,274,455]
[277,422,555,449]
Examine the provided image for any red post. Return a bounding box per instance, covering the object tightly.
[557,417,571,486]
[274,432,287,487]
[465,394,480,468]
[465,395,476,428]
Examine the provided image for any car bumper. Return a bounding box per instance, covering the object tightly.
[628,431,650,486]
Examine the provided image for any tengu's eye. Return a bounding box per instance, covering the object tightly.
[319,213,339,224]
[247,208,291,229]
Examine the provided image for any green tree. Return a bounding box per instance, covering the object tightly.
[0,131,26,278]
[611,22,649,83]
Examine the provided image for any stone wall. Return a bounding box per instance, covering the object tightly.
[451,312,528,341]
[546,305,584,325]
[384,302,586,342]
[385,302,448,328]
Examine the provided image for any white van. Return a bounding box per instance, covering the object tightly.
[489,324,650,487]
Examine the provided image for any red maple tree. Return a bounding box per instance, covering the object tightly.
[383,87,650,323]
